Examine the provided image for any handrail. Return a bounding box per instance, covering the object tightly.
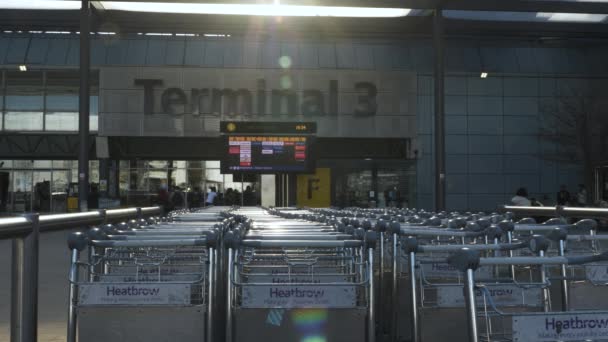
[0,206,162,239]
[1,206,162,342]
[499,205,608,219]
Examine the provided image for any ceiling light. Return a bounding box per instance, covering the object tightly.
[19,65,27,72]
[480,72,488,78]
[100,2,412,17]
[0,0,80,10]
[536,12,607,22]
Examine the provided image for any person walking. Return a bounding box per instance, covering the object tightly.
[557,185,571,206]
[205,186,217,206]
[511,187,531,206]
[576,184,588,207]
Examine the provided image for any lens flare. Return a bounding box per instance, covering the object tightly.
[301,336,327,342]
[292,308,329,342]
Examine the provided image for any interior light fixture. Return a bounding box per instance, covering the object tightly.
[1,0,80,10]
[536,12,608,22]
[19,65,27,72]
[480,72,488,78]
[100,2,412,17]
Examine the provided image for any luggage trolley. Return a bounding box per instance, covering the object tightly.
[445,245,608,342]
[225,209,377,342]
[67,212,220,342]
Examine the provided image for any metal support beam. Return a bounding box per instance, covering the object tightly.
[10,214,39,342]
[433,8,445,211]
[78,0,91,212]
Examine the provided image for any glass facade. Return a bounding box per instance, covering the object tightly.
[0,70,98,132]
[118,160,256,207]
[0,159,98,214]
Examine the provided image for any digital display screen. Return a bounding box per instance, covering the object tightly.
[222,135,311,173]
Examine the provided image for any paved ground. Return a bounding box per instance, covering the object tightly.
[0,229,77,342]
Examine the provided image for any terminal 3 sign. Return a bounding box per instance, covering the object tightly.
[98,67,417,138]
[134,78,378,117]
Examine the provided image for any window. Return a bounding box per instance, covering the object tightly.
[0,70,99,132]
[4,71,44,131]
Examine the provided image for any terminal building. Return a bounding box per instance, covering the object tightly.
[1,2,608,213]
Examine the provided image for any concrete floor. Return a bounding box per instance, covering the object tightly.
[0,229,77,342]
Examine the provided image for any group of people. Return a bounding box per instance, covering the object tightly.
[511,184,588,207]
[157,185,258,211]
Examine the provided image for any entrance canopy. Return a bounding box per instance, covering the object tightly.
[1,0,608,38]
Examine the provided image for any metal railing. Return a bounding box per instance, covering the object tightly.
[500,205,608,219]
[0,206,162,342]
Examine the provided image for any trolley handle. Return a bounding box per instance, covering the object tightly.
[417,241,527,253]
[240,239,364,248]
[89,238,212,248]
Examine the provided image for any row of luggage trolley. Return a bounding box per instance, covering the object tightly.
[65,205,608,342]
[302,207,608,342]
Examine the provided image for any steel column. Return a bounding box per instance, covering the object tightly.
[433,8,446,211]
[367,247,376,342]
[558,240,569,311]
[409,251,419,342]
[391,233,399,342]
[464,269,479,342]
[10,214,39,342]
[207,247,215,342]
[225,247,234,342]
[67,248,80,342]
[78,0,91,211]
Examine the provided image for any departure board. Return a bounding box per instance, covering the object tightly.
[221,136,311,173]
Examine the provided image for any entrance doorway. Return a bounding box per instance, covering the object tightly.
[324,159,416,208]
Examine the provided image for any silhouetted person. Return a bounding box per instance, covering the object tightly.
[206,187,217,206]
[511,187,531,206]
[244,186,255,206]
[557,185,571,206]
[576,184,587,207]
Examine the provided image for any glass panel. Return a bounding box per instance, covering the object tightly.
[119,169,129,194]
[5,95,43,110]
[33,160,52,168]
[0,160,13,168]
[130,168,148,191]
[4,111,43,130]
[187,168,203,190]
[147,168,167,194]
[45,112,78,131]
[12,170,32,212]
[13,170,32,192]
[90,114,98,132]
[90,95,99,131]
[205,168,223,183]
[52,160,72,168]
[187,161,204,169]
[89,160,99,183]
[205,160,221,168]
[169,168,187,190]
[46,94,78,110]
[33,171,52,212]
[148,160,168,169]
[90,95,99,115]
[13,160,33,169]
[51,170,69,192]
[5,71,43,131]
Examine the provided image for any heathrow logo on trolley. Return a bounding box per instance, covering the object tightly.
[241,285,356,308]
[513,313,608,341]
[78,284,191,305]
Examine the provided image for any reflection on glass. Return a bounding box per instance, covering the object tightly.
[52,170,69,192]
[13,170,32,192]
[33,160,52,168]
[4,111,44,130]
[45,112,78,131]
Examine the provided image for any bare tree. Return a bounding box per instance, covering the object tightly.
[539,79,608,203]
